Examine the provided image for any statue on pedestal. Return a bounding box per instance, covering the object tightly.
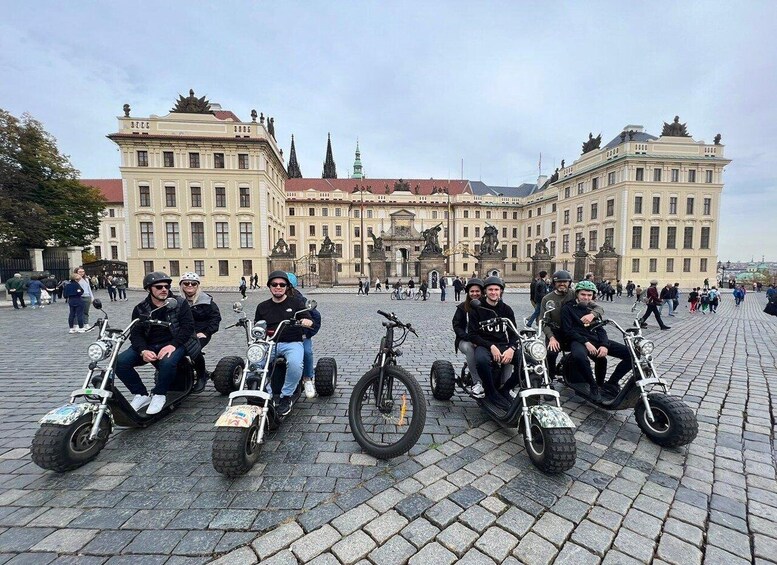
[480,224,500,255]
[421,223,443,254]
[661,116,691,137]
[319,235,335,256]
[534,238,550,257]
[369,232,384,252]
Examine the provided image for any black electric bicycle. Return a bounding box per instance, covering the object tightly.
[349,310,426,459]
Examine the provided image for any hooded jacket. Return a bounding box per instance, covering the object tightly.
[188,292,222,337]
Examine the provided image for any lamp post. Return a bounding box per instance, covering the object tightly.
[718,260,731,288]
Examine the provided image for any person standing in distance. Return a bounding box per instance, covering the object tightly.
[75,267,93,324]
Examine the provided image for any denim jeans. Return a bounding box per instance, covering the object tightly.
[526,302,542,326]
[118,288,127,300]
[302,337,314,379]
[28,293,40,307]
[265,341,304,397]
[660,300,673,317]
[116,345,186,396]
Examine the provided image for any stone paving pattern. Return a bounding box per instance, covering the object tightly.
[0,288,775,563]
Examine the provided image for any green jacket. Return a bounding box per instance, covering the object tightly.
[5,278,25,293]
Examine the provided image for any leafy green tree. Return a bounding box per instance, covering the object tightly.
[0,109,106,258]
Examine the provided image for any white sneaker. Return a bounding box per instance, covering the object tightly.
[146,394,167,415]
[76,327,86,333]
[130,394,151,411]
[471,383,485,398]
[303,379,317,399]
[69,328,77,334]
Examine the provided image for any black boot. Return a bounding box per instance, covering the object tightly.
[589,383,602,403]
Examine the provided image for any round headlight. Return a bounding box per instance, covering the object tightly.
[247,343,269,364]
[87,342,108,362]
[639,340,655,356]
[525,341,548,361]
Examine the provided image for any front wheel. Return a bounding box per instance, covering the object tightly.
[212,416,263,476]
[430,360,456,400]
[634,393,698,447]
[349,365,426,459]
[523,417,576,474]
[31,414,111,472]
[212,356,245,395]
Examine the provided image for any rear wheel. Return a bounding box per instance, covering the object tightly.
[314,357,338,397]
[31,414,111,472]
[635,393,698,447]
[430,360,456,400]
[212,416,263,476]
[212,356,245,395]
[349,365,426,459]
[523,417,576,474]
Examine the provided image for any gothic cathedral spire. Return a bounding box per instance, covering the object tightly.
[322,133,337,179]
[287,135,302,178]
[351,139,364,179]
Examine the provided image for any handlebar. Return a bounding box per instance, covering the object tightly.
[377,310,418,336]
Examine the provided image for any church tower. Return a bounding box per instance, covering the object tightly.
[322,133,337,179]
[351,140,364,179]
[287,135,302,178]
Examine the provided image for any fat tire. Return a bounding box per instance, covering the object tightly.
[523,419,576,474]
[212,418,262,477]
[349,365,426,459]
[31,414,111,472]
[212,356,245,395]
[430,360,456,400]
[314,357,338,397]
[634,393,698,447]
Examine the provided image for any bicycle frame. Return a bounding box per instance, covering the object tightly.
[372,312,415,413]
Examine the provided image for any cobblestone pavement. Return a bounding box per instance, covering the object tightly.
[0,288,775,564]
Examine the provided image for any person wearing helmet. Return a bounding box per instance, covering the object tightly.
[286,272,322,399]
[561,280,630,401]
[179,272,222,392]
[539,270,581,379]
[452,278,485,398]
[116,272,201,415]
[254,271,313,415]
[466,276,519,409]
[527,271,549,327]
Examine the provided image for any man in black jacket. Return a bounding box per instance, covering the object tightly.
[561,280,630,402]
[116,272,201,415]
[527,271,548,327]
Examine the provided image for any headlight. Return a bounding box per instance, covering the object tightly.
[247,343,269,364]
[639,339,655,356]
[251,321,268,339]
[87,341,108,362]
[525,341,548,361]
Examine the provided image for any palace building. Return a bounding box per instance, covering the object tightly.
[81,179,126,263]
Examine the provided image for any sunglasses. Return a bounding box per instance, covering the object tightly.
[270,282,288,288]
[181,282,198,287]
[152,284,171,290]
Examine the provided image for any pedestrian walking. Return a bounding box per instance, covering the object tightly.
[75,267,94,323]
[27,277,44,309]
[115,275,127,300]
[453,276,464,301]
[626,280,635,298]
[375,277,382,292]
[527,271,548,326]
[363,278,370,295]
[638,280,671,330]
[357,277,364,295]
[733,285,745,307]
[616,280,623,297]
[671,283,680,314]
[239,276,247,299]
[63,273,85,333]
[106,276,118,301]
[635,284,643,303]
[419,280,428,300]
[440,276,447,301]
[700,287,710,313]
[407,278,415,299]
[659,283,674,317]
[44,275,58,303]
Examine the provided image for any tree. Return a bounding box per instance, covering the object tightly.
[0,109,106,258]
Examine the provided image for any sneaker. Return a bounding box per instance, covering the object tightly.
[146,395,167,415]
[69,328,77,334]
[277,396,293,417]
[192,373,208,393]
[470,383,485,398]
[76,327,86,333]
[130,394,151,411]
[303,379,316,399]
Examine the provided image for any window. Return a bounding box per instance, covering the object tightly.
[537,207,541,216]
[143,261,154,275]
[686,197,695,215]
[218,260,228,276]
[649,226,659,248]
[671,169,679,182]
[578,182,584,194]
[552,203,557,212]
[214,153,224,168]
[666,227,677,249]
[239,222,253,248]
[94,246,102,260]
[607,172,615,186]
[634,196,643,214]
[165,222,180,248]
[527,226,532,237]
[591,177,599,190]
[551,222,556,234]
[632,258,640,273]
[536,224,540,236]
[463,227,469,237]
[194,260,204,276]
[354,226,359,237]
[335,208,342,217]
[606,199,614,216]
[700,227,710,249]
[322,208,329,217]
[189,153,200,168]
[562,234,569,254]
[288,207,295,216]
[139,185,150,207]
[502,227,507,238]
[688,169,696,183]
[526,244,531,257]
[191,222,205,248]
[511,244,518,258]
[649,258,657,272]
[576,206,583,222]
[475,227,480,238]
[239,154,249,169]
[216,222,229,248]
[563,210,570,225]
[137,150,148,167]
[165,186,176,207]
[669,197,677,215]
[475,210,480,219]
[163,151,174,167]
[705,170,713,183]
[653,168,662,182]
[110,226,117,238]
[512,227,518,238]
[513,211,518,219]
[140,222,154,248]
[334,244,341,255]
[700,258,708,272]
[335,225,342,237]
[463,210,469,218]
[111,245,118,260]
[215,187,226,207]
[575,232,582,250]
[239,187,250,207]
[652,196,660,214]
[169,260,180,277]
[310,225,316,236]
[564,187,570,198]
[486,211,491,220]
[632,226,642,249]
[503,211,508,220]
[528,210,532,219]
[323,225,329,237]
[354,244,361,258]
[589,230,598,251]
[683,258,691,272]
[605,228,614,245]
[109,208,115,217]
[550,240,556,256]
[636,168,644,181]
[190,186,202,207]
[667,258,674,272]
[243,260,253,277]
[703,198,712,215]
[309,208,315,217]
[683,226,693,249]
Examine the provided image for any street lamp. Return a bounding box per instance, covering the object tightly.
[718,260,731,287]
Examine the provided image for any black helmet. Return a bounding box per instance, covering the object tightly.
[143,271,172,290]
[483,275,505,289]
[465,278,484,291]
[552,270,572,283]
[266,270,291,288]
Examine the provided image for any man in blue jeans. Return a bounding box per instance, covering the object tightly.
[254,271,313,416]
[116,272,201,415]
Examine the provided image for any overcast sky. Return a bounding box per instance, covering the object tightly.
[1,2,774,261]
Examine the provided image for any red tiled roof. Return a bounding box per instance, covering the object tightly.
[286,178,471,196]
[81,179,123,204]
[214,110,241,122]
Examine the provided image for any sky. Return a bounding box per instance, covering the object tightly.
[1,1,774,261]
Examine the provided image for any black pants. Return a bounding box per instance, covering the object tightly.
[640,304,669,329]
[11,292,26,309]
[569,340,631,387]
[474,344,520,402]
[194,335,211,379]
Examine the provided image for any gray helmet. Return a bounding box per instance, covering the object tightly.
[266,270,291,288]
[552,270,572,283]
[483,275,505,290]
[465,278,484,291]
[143,271,172,290]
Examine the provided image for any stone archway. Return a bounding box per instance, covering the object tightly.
[487,269,501,278]
[428,270,440,289]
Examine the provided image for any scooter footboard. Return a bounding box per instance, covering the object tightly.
[215,405,263,428]
[527,404,575,429]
